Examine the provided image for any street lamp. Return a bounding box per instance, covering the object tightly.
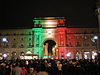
[2,37,8,48]
[2,38,8,43]
[92,51,98,59]
[93,36,98,40]
[3,53,7,60]
[91,35,99,59]
[91,36,98,42]
[3,53,7,58]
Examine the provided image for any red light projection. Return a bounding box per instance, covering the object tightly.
[57,17,65,27]
[56,28,67,59]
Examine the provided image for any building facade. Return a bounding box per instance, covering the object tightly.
[0,17,99,59]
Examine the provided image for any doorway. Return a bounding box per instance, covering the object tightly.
[43,40,56,58]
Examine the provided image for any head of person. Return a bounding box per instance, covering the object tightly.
[37,72,48,75]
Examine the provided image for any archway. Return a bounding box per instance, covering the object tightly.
[43,40,57,58]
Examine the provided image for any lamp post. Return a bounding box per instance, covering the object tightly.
[2,37,8,48]
[2,38,8,43]
[91,36,98,47]
[3,53,7,60]
[91,35,99,59]
[93,36,98,51]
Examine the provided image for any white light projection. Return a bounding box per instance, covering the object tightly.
[43,20,57,27]
[44,29,55,38]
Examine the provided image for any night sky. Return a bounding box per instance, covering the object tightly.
[0,0,98,28]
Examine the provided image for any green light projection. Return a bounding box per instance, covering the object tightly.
[32,28,44,59]
[33,19,43,27]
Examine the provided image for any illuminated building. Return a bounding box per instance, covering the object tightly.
[0,17,99,59]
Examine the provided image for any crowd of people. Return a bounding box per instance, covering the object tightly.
[0,57,100,75]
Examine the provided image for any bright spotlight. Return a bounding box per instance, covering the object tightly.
[2,38,8,42]
[93,53,98,56]
[3,54,7,58]
[46,22,53,24]
[93,36,98,40]
[66,52,71,57]
[45,22,57,25]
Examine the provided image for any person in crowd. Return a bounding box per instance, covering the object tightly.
[0,62,6,75]
[5,64,11,75]
[11,62,22,75]
[20,63,27,75]
[0,58,100,75]
[57,61,62,75]
[36,61,46,72]
[37,71,48,75]
[27,67,37,75]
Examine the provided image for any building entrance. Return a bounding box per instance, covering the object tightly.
[33,17,67,59]
[43,40,57,59]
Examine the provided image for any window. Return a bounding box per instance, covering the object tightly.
[13,33,16,35]
[6,33,9,36]
[20,33,24,35]
[66,44,69,47]
[83,43,90,47]
[28,43,32,48]
[92,42,97,46]
[29,38,31,41]
[19,44,24,48]
[84,31,87,34]
[36,44,39,47]
[5,44,9,48]
[3,44,9,48]
[21,44,23,46]
[76,42,81,47]
[20,52,25,55]
[69,42,72,47]
[12,43,17,48]
[21,38,23,41]
[29,32,31,35]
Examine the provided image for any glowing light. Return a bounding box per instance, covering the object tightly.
[92,51,97,56]
[66,52,71,57]
[20,56,25,59]
[93,36,98,40]
[94,53,97,56]
[26,51,32,54]
[32,28,44,58]
[84,54,88,59]
[43,56,51,59]
[91,36,98,42]
[92,51,97,59]
[3,54,7,58]
[48,30,52,34]
[52,48,55,51]
[44,29,55,38]
[84,52,90,59]
[2,38,8,42]
[24,56,33,59]
[45,22,57,25]
[0,57,3,60]
[91,38,95,42]
[84,52,89,54]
